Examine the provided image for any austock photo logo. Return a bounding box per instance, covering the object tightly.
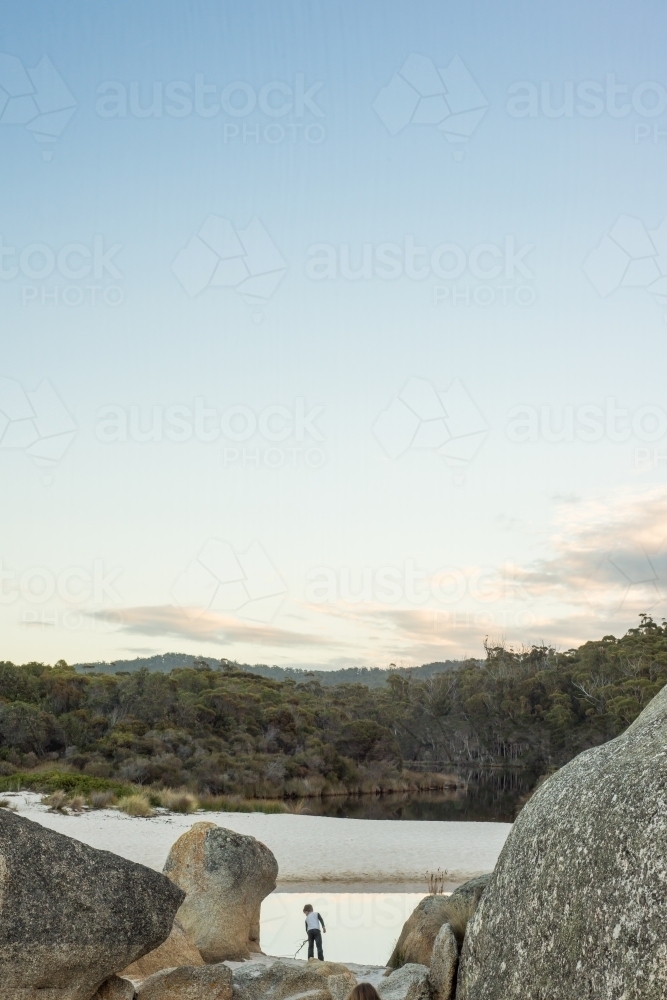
[305,235,535,307]
[0,377,76,485]
[0,53,75,160]
[373,376,488,483]
[583,214,667,317]
[373,53,488,159]
[0,234,124,308]
[95,397,326,471]
[172,216,287,318]
[304,559,534,632]
[95,73,326,146]
[5,557,124,634]
[171,539,287,624]
[507,399,667,446]
[506,75,667,144]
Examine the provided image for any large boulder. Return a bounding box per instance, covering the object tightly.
[121,920,203,979]
[164,822,278,962]
[457,683,667,999]
[377,964,431,1000]
[232,959,355,1000]
[0,810,184,1000]
[388,877,490,968]
[428,923,458,1000]
[437,877,489,947]
[388,897,450,968]
[91,977,135,1000]
[135,964,232,1000]
[326,973,357,1000]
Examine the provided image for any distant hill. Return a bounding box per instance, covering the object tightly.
[73,653,463,687]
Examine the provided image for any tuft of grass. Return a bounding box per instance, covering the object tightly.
[69,795,86,812]
[44,790,70,813]
[0,797,16,811]
[425,867,449,894]
[154,788,199,813]
[89,790,117,809]
[284,798,310,815]
[117,793,154,817]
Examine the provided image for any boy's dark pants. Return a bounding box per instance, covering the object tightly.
[307,929,324,960]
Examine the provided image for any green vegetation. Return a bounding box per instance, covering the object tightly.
[1,616,665,804]
[0,771,130,796]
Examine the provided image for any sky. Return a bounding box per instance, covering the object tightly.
[2,0,667,668]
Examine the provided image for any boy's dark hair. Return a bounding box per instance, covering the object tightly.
[303,904,313,913]
[347,985,381,1000]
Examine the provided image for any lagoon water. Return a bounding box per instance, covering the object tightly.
[300,768,536,823]
[261,892,425,966]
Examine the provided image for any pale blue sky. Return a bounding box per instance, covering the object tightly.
[2,0,667,667]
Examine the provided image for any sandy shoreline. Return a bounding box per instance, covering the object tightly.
[5,792,510,887]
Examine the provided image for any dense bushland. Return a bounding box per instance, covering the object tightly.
[0,615,665,798]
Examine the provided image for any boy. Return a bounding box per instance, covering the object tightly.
[303,903,326,960]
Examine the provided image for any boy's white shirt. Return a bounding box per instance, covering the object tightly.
[305,911,321,931]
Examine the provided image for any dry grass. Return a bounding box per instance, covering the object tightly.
[155,789,199,813]
[89,790,117,809]
[69,795,86,812]
[284,798,310,814]
[283,776,328,798]
[426,868,449,894]
[117,793,153,817]
[44,790,69,813]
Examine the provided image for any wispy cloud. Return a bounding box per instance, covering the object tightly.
[89,605,339,650]
[519,487,667,621]
[296,489,667,658]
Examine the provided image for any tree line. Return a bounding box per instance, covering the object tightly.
[0,615,664,797]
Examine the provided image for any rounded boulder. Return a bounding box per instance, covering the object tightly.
[164,822,278,962]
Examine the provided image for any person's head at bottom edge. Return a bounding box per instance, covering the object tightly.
[347,985,381,1000]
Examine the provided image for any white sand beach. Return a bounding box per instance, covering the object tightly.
[7,792,510,886]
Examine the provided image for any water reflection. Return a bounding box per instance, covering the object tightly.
[261,892,424,966]
[291,768,540,822]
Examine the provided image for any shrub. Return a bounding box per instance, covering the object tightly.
[89,790,117,809]
[159,789,199,813]
[0,770,131,798]
[83,761,113,779]
[0,703,65,755]
[335,719,402,766]
[118,793,153,817]
[44,790,69,812]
